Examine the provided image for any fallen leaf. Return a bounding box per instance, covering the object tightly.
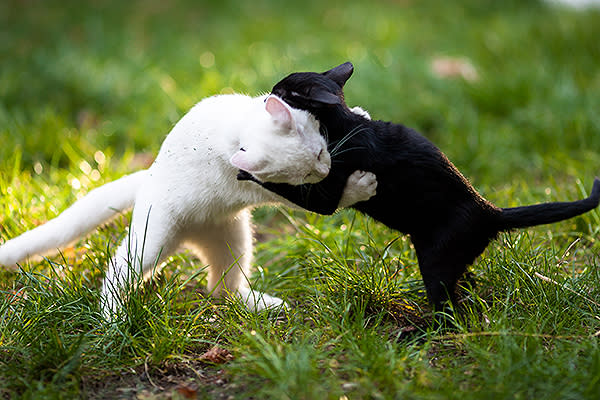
[199,346,234,364]
[61,246,77,259]
[175,383,198,399]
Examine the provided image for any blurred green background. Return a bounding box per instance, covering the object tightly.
[2,0,599,188]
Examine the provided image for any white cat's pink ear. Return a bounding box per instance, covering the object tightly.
[265,95,293,130]
[230,150,258,172]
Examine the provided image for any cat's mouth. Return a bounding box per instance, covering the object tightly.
[314,148,331,178]
[251,162,329,185]
[235,146,330,185]
[303,159,330,183]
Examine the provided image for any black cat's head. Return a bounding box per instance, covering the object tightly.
[271,62,354,116]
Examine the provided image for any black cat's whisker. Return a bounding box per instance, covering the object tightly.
[330,146,368,157]
[329,125,369,157]
[301,183,312,197]
[329,126,363,151]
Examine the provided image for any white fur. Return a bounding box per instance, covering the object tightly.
[0,93,376,319]
[350,106,371,120]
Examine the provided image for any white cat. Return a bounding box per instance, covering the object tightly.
[0,94,377,318]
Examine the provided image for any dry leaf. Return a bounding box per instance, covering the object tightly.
[175,383,199,399]
[199,346,234,364]
[61,246,77,259]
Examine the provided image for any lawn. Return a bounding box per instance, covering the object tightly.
[1,0,600,398]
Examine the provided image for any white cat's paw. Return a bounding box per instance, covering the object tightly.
[100,287,123,322]
[350,106,371,120]
[338,170,378,208]
[237,286,287,312]
[348,170,377,192]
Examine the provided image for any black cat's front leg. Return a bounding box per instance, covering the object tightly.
[412,241,468,328]
[237,170,261,183]
[237,170,345,215]
[420,268,461,330]
[420,269,459,313]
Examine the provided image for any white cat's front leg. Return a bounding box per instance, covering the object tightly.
[101,197,181,320]
[338,170,378,208]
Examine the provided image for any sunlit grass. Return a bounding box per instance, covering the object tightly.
[1,0,600,398]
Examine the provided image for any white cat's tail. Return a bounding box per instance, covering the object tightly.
[0,170,147,266]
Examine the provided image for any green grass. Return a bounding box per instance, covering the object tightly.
[1,0,600,398]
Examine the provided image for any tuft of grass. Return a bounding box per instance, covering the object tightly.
[2,0,600,398]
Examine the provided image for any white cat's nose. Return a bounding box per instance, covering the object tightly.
[315,149,331,178]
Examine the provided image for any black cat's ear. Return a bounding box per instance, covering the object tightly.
[308,88,342,105]
[322,62,354,88]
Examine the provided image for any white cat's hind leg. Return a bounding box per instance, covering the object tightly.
[236,286,285,312]
[187,209,285,311]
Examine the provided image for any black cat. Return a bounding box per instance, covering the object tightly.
[239,62,600,315]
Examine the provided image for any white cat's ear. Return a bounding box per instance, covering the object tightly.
[230,150,262,172]
[265,95,293,130]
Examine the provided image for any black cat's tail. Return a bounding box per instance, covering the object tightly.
[497,178,600,231]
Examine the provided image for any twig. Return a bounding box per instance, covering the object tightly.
[437,331,593,341]
[187,362,206,380]
[533,272,600,308]
[145,354,164,391]
[557,238,581,267]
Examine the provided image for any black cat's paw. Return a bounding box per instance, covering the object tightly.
[237,170,262,183]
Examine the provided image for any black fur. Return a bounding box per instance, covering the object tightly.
[242,62,600,313]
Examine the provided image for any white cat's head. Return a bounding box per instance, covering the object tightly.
[230,95,330,185]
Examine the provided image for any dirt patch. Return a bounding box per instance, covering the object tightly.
[83,358,239,400]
